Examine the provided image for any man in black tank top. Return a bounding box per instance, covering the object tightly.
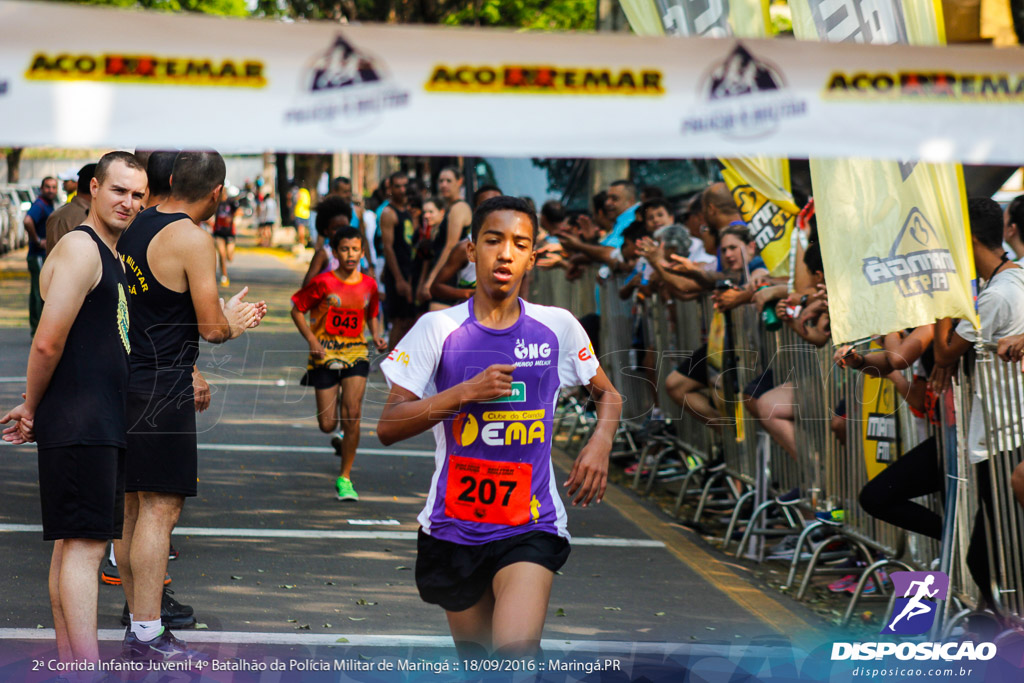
[379,170,419,348]
[1,152,147,666]
[115,150,266,663]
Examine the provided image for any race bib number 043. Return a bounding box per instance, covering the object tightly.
[325,307,364,338]
[445,455,532,526]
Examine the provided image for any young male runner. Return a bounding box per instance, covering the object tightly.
[1,151,146,665]
[292,226,386,500]
[115,150,265,662]
[378,196,621,658]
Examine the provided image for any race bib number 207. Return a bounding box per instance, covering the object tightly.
[445,455,532,526]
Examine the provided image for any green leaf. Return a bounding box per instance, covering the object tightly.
[555,608,566,617]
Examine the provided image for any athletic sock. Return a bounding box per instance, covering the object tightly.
[131,619,163,642]
[109,543,117,566]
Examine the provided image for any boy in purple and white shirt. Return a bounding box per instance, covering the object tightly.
[379,196,621,659]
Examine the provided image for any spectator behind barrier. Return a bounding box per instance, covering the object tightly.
[933,197,1024,612]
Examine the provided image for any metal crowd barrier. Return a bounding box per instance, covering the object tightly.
[537,263,1024,634]
[970,346,1024,627]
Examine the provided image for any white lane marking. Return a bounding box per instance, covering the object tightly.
[0,524,664,548]
[199,444,433,457]
[0,629,709,654]
[0,377,391,387]
[0,442,435,458]
[347,519,401,525]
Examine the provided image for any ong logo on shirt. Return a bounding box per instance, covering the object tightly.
[514,338,551,360]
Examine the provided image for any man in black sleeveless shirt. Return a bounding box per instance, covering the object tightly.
[379,170,418,348]
[116,150,265,662]
[2,151,146,666]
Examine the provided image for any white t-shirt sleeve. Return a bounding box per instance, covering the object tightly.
[380,315,443,398]
[955,287,1011,344]
[557,311,600,388]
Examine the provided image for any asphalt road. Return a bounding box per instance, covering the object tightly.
[0,244,836,681]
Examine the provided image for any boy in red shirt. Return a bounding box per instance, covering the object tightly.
[291,227,387,500]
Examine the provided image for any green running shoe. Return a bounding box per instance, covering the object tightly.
[335,476,359,501]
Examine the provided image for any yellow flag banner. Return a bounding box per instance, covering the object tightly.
[618,0,796,275]
[721,158,798,274]
[789,0,978,343]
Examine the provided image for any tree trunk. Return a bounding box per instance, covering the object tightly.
[5,147,23,183]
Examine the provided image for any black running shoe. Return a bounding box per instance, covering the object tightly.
[121,588,196,629]
[121,628,208,663]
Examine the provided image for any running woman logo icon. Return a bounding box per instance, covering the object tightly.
[882,571,949,635]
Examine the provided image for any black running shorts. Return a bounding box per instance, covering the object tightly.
[212,229,235,242]
[743,368,775,399]
[674,344,709,386]
[38,445,125,541]
[300,360,370,389]
[125,392,198,497]
[415,529,570,612]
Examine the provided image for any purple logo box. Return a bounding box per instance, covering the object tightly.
[882,571,949,635]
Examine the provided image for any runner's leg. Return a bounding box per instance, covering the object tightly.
[226,239,235,263]
[338,374,368,480]
[130,492,184,622]
[315,385,340,434]
[215,237,228,280]
[58,538,106,662]
[115,491,141,614]
[445,588,495,659]
[491,562,554,656]
[48,541,72,661]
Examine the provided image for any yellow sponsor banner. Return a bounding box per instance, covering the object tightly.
[861,342,899,481]
[730,0,773,39]
[25,52,266,88]
[617,0,666,36]
[790,0,978,343]
[425,65,665,95]
[721,159,797,274]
